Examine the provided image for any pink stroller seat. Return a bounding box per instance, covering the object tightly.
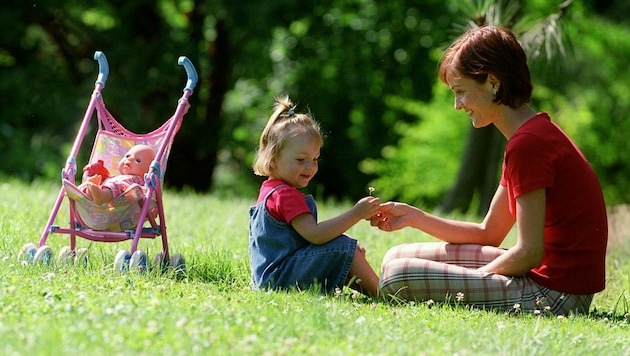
[63,105,178,231]
[63,179,154,231]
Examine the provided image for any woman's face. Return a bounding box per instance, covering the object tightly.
[447,71,499,128]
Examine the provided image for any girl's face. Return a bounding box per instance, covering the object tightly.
[118,145,154,176]
[269,133,320,189]
[447,71,499,128]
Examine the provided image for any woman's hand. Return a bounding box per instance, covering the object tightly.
[369,201,411,232]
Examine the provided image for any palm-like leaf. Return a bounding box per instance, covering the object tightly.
[451,0,574,60]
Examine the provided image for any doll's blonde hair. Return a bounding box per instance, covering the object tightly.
[252,96,323,177]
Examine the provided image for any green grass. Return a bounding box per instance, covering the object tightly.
[0,178,628,355]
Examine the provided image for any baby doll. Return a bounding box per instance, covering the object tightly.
[83,144,156,205]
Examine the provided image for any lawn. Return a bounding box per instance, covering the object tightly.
[0,178,628,355]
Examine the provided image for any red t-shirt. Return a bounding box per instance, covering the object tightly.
[500,113,607,294]
[257,179,311,223]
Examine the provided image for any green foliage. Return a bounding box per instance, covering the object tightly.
[363,82,467,207]
[2,0,630,208]
[293,0,455,199]
[0,179,628,354]
[581,0,630,24]
[218,0,456,199]
[0,0,198,181]
[565,16,630,205]
[0,0,456,200]
[363,1,630,208]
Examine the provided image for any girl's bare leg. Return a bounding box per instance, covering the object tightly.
[347,243,380,297]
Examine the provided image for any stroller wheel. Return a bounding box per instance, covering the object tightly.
[152,252,166,272]
[17,243,37,265]
[169,253,186,277]
[57,246,73,266]
[33,246,53,266]
[114,250,131,272]
[129,250,147,273]
[75,248,89,268]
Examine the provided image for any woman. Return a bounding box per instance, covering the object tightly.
[372,26,607,314]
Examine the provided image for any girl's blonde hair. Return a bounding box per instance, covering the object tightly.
[252,96,323,177]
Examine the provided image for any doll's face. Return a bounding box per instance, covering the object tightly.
[118,145,155,176]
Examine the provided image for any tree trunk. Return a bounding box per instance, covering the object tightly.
[439,125,504,215]
[166,6,229,192]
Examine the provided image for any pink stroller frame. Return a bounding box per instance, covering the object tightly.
[19,51,197,273]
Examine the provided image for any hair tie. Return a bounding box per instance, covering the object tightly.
[286,107,296,116]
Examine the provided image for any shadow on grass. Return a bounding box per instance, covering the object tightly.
[590,291,629,323]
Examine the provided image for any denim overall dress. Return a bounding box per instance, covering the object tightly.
[249,184,357,293]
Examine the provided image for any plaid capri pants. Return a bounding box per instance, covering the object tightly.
[379,242,593,315]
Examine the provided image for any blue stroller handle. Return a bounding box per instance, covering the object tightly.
[94,51,109,87]
[178,56,198,93]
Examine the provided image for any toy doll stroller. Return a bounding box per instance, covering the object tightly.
[18,51,198,273]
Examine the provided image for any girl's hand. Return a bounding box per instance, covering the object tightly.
[354,196,381,220]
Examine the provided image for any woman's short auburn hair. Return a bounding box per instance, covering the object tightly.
[438,26,533,109]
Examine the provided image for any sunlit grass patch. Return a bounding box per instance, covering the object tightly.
[0,178,628,355]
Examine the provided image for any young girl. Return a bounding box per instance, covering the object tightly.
[249,96,381,296]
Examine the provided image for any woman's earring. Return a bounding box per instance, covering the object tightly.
[492,88,498,96]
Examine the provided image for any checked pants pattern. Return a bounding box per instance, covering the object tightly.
[379,242,593,315]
